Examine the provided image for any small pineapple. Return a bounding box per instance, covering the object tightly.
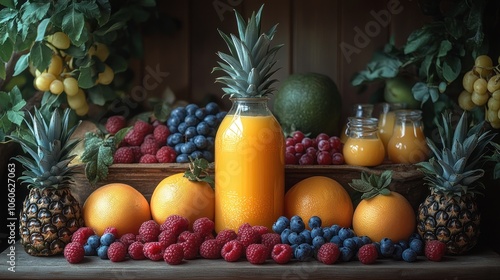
[212,4,283,98]
[9,108,84,256]
[416,112,496,254]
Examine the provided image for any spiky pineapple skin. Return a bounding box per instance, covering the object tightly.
[417,191,480,255]
[20,188,84,256]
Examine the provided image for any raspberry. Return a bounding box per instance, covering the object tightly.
[252,225,269,236]
[203,233,215,241]
[119,233,136,247]
[221,240,244,262]
[140,135,159,155]
[153,124,170,145]
[215,229,237,246]
[158,230,177,248]
[357,244,379,264]
[113,147,134,163]
[139,154,158,163]
[108,241,127,262]
[124,128,145,146]
[129,146,142,162]
[199,239,222,259]
[71,227,95,245]
[238,223,252,233]
[128,241,146,260]
[160,215,189,236]
[143,242,164,261]
[178,231,201,260]
[105,115,126,135]
[139,220,161,242]
[246,244,268,264]
[316,242,340,265]
[193,217,215,238]
[64,242,85,264]
[261,233,281,258]
[425,240,446,261]
[237,226,261,247]
[133,120,153,135]
[271,244,293,264]
[163,243,184,265]
[156,146,176,163]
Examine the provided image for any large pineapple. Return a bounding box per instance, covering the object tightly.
[416,112,496,254]
[9,108,84,256]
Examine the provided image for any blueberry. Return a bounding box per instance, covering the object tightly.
[196,121,210,136]
[205,102,220,115]
[204,115,218,127]
[195,108,207,120]
[87,235,100,249]
[206,137,215,150]
[338,227,355,241]
[272,217,289,234]
[312,236,326,249]
[299,229,312,244]
[398,240,409,250]
[184,115,199,127]
[330,235,343,247]
[97,245,109,259]
[409,239,424,255]
[380,238,395,258]
[185,104,199,115]
[322,228,334,240]
[176,153,189,163]
[167,115,181,127]
[280,228,292,244]
[177,122,188,134]
[167,132,183,146]
[288,232,305,245]
[185,126,197,139]
[193,135,207,149]
[392,244,404,260]
[202,150,214,162]
[208,127,217,137]
[339,246,354,262]
[310,227,324,239]
[290,217,305,233]
[174,143,183,154]
[181,142,196,154]
[409,232,422,242]
[353,236,365,250]
[373,242,382,257]
[84,244,96,256]
[216,111,227,122]
[308,216,322,229]
[171,107,187,120]
[360,236,372,245]
[168,125,178,134]
[294,243,313,261]
[190,150,203,159]
[100,233,115,246]
[402,248,417,262]
[290,244,298,253]
[343,238,357,251]
[290,215,302,221]
[330,224,341,236]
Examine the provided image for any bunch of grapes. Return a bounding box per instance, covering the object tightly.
[459,54,500,128]
[31,31,114,116]
[166,102,227,163]
[285,131,344,165]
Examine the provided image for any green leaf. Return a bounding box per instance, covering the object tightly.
[78,66,96,89]
[429,87,439,103]
[94,21,126,36]
[13,53,29,76]
[106,54,128,74]
[113,127,131,147]
[0,8,17,24]
[35,18,50,42]
[87,86,106,106]
[442,56,461,83]
[6,110,23,126]
[412,82,429,102]
[30,41,52,72]
[404,29,434,54]
[0,62,5,80]
[139,0,156,7]
[0,0,16,9]
[437,40,452,57]
[62,5,85,46]
[75,1,101,19]
[0,39,13,62]
[21,2,50,23]
[96,0,111,26]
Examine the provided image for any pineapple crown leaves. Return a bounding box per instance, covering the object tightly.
[348,170,393,200]
[80,126,130,185]
[212,4,283,98]
[8,108,81,189]
[184,157,215,189]
[417,111,497,197]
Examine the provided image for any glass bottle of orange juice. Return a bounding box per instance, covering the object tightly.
[215,98,285,233]
[378,103,406,150]
[340,104,374,143]
[387,110,430,164]
[343,117,385,166]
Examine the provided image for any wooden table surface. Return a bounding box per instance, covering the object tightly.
[1,244,500,280]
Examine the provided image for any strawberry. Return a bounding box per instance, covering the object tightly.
[139,220,161,242]
[316,242,340,265]
[156,146,176,163]
[143,242,164,261]
[64,242,85,264]
[108,242,127,262]
[153,124,170,145]
[163,243,184,265]
[199,239,222,259]
[271,244,293,264]
[425,240,446,261]
[128,241,146,260]
[221,240,244,262]
[105,115,126,135]
[215,229,237,246]
[357,244,378,264]
[246,244,268,264]
[193,217,215,238]
[113,147,134,163]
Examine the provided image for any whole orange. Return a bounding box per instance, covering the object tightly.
[284,176,353,228]
[83,183,151,237]
[352,191,415,242]
[150,173,214,226]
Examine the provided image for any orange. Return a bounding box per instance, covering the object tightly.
[150,173,214,226]
[83,183,151,237]
[352,191,415,242]
[284,176,353,228]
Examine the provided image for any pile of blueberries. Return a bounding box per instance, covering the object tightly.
[272,215,424,262]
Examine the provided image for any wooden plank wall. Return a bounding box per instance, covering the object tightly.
[138,0,428,127]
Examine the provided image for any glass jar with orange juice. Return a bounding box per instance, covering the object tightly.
[340,104,374,143]
[377,102,406,149]
[215,98,285,233]
[387,110,430,164]
[343,117,385,166]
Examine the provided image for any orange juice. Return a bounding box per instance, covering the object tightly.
[341,104,374,143]
[387,123,429,163]
[343,138,385,166]
[215,114,284,233]
[378,111,396,147]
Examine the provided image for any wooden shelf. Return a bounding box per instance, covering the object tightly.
[1,244,499,280]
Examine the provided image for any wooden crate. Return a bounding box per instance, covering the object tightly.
[72,163,428,211]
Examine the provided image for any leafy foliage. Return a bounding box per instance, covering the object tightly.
[487,142,500,180]
[349,170,393,200]
[0,86,26,141]
[184,157,215,189]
